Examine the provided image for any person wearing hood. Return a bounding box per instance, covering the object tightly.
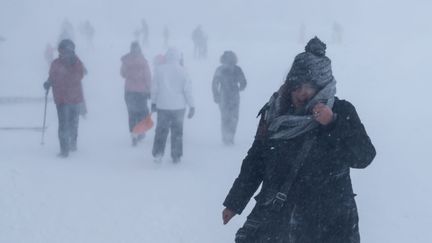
[222,37,376,242]
[121,41,152,146]
[212,51,246,145]
[151,48,195,163]
[43,39,86,158]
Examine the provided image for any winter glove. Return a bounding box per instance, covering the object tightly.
[222,207,236,225]
[43,80,51,91]
[187,107,195,119]
[151,103,157,113]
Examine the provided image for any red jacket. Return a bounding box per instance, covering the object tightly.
[121,53,151,94]
[48,57,85,105]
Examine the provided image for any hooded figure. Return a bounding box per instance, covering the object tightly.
[222,37,376,243]
[151,48,195,163]
[212,51,247,145]
[44,39,85,157]
[121,41,152,146]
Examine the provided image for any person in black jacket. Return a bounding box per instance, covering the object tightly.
[222,37,376,243]
[212,51,247,145]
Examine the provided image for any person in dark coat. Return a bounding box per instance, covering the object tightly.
[44,39,86,158]
[192,25,207,59]
[212,51,247,145]
[222,37,376,243]
[121,41,152,146]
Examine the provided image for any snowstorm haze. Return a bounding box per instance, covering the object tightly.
[1,0,431,242]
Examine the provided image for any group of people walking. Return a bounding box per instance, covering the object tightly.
[43,36,376,242]
[44,39,247,162]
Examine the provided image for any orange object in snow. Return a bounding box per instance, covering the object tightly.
[132,114,154,135]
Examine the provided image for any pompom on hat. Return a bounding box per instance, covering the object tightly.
[285,36,334,89]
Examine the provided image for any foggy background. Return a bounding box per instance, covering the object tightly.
[1,0,431,242]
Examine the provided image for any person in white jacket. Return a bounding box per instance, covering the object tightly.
[151,48,195,163]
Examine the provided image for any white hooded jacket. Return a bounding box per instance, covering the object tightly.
[151,48,194,110]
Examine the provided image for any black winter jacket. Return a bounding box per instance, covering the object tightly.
[212,64,247,103]
[224,97,376,243]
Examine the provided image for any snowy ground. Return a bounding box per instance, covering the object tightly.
[1,0,432,242]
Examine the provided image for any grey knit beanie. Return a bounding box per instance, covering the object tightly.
[285,37,334,89]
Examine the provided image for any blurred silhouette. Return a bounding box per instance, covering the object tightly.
[79,20,95,47]
[43,39,86,158]
[58,19,75,43]
[139,19,149,46]
[298,23,306,44]
[44,43,55,66]
[192,25,207,59]
[162,26,170,48]
[120,42,152,146]
[331,21,343,44]
[212,51,247,145]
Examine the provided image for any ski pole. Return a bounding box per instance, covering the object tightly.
[41,88,49,145]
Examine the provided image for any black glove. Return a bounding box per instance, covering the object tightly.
[151,103,157,113]
[187,107,195,119]
[43,80,51,91]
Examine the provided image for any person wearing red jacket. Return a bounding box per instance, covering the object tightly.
[121,41,152,146]
[44,39,85,158]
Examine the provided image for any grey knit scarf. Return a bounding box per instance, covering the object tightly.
[265,79,336,140]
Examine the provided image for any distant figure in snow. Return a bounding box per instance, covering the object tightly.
[44,43,56,66]
[331,21,343,44]
[58,19,75,43]
[79,20,95,47]
[162,26,170,48]
[212,51,246,145]
[44,39,86,158]
[298,23,306,44]
[151,48,195,163]
[0,35,5,43]
[139,19,149,46]
[192,25,207,59]
[121,41,152,146]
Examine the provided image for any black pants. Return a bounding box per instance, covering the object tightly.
[219,95,240,144]
[152,109,185,159]
[125,92,149,132]
[56,104,80,155]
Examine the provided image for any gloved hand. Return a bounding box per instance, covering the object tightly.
[151,103,157,113]
[187,107,195,119]
[43,80,51,91]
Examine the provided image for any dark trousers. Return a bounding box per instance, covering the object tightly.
[152,109,185,159]
[219,96,240,144]
[125,92,149,132]
[238,200,361,243]
[56,104,80,155]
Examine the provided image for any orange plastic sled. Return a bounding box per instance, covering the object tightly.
[132,114,154,135]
